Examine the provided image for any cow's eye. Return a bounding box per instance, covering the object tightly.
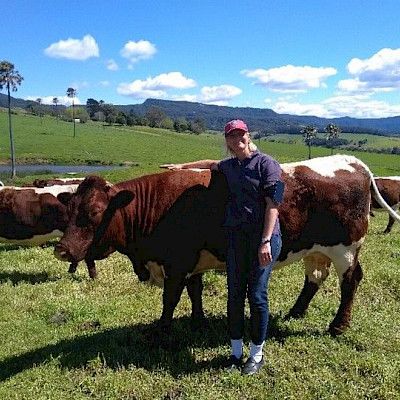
[89,209,102,220]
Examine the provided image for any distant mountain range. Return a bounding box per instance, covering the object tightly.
[2,93,400,136]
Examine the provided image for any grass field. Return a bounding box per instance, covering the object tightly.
[0,113,399,399]
[265,132,400,150]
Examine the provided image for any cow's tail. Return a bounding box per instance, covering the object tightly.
[352,156,400,223]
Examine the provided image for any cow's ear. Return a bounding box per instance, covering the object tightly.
[109,190,135,211]
[57,192,73,205]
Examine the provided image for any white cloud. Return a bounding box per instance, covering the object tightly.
[44,35,99,60]
[198,85,242,105]
[106,59,119,71]
[99,80,110,87]
[170,94,198,102]
[171,85,242,105]
[269,94,400,118]
[117,72,196,98]
[25,95,82,106]
[272,100,328,117]
[120,40,157,64]
[242,65,337,92]
[338,48,400,93]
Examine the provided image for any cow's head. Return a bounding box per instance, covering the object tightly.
[54,176,134,263]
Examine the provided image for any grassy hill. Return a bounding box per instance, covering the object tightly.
[1,112,400,185]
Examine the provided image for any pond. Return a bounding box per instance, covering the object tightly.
[0,164,125,175]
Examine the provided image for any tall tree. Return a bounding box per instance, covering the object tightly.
[36,97,43,124]
[145,106,166,128]
[301,125,317,159]
[325,123,342,155]
[86,98,100,118]
[52,97,59,120]
[0,61,23,178]
[66,87,77,137]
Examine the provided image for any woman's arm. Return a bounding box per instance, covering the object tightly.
[160,160,220,170]
[258,197,279,267]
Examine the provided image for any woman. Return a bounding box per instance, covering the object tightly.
[161,119,284,375]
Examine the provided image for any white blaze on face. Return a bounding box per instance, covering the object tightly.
[0,230,63,246]
[282,154,362,178]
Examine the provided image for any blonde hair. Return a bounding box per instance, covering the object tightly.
[225,134,258,157]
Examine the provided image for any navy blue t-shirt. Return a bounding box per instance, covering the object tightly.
[217,151,282,233]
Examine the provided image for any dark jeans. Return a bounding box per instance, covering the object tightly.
[226,227,282,345]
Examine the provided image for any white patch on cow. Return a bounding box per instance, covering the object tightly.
[187,168,207,172]
[276,238,365,284]
[186,249,226,278]
[0,184,79,196]
[144,261,166,288]
[0,230,63,246]
[377,176,400,181]
[144,250,226,288]
[282,154,361,178]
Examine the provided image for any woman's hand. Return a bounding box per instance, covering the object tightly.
[258,242,272,267]
[159,164,183,170]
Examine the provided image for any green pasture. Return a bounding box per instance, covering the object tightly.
[1,113,400,185]
[0,112,399,398]
[266,132,400,149]
[0,213,399,399]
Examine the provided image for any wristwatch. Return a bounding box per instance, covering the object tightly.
[260,238,271,245]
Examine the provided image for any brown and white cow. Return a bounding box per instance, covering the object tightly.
[54,155,400,337]
[0,183,91,275]
[371,177,400,233]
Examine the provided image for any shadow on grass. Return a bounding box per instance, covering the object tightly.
[0,271,59,285]
[0,242,56,253]
[0,314,326,381]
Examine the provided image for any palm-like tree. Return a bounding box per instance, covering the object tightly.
[52,97,59,120]
[66,87,77,137]
[36,97,43,124]
[0,61,23,178]
[301,125,318,159]
[325,123,342,155]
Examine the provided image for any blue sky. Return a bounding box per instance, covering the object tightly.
[1,0,400,118]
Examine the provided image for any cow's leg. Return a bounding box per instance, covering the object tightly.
[85,259,97,279]
[158,273,187,335]
[383,205,398,234]
[287,253,331,319]
[68,261,78,274]
[329,259,363,336]
[186,273,206,331]
[383,215,395,234]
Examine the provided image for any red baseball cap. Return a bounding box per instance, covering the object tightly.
[224,119,248,136]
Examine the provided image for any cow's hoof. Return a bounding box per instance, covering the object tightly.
[88,269,97,279]
[284,310,305,321]
[68,263,77,274]
[383,230,390,234]
[328,323,349,337]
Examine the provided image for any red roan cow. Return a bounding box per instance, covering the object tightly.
[371,177,400,233]
[54,155,400,337]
